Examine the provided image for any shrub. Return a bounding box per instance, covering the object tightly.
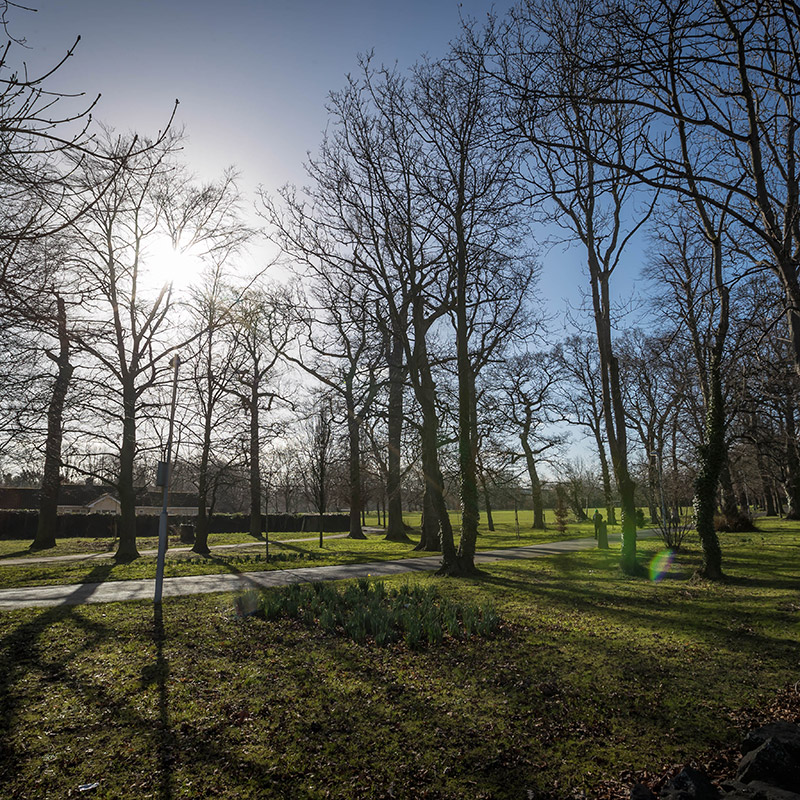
[657,512,694,550]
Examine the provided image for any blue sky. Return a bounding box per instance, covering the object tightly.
[21,1,509,187]
[14,0,644,316]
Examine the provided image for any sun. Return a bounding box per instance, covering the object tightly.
[144,233,205,292]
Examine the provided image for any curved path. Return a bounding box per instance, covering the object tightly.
[0,533,658,610]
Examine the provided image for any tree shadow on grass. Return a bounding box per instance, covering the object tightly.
[270,540,312,554]
[148,604,173,800]
[204,553,245,574]
[0,562,116,790]
[300,616,681,798]
[0,549,34,560]
[719,572,800,590]
[469,561,798,660]
[0,564,197,800]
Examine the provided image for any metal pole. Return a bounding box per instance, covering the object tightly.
[155,354,181,605]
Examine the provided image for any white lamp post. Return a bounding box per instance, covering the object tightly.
[154,353,181,604]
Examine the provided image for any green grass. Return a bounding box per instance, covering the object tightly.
[0,509,597,590]
[387,506,623,542]
[0,521,797,799]
[0,529,312,559]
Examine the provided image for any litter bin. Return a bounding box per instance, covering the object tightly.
[179,523,195,544]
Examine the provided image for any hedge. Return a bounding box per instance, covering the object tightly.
[300,514,350,532]
[0,511,38,540]
[0,510,351,540]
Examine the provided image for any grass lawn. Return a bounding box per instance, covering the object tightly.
[0,520,797,799]
[0,510,596,590]
[0,529,336,559]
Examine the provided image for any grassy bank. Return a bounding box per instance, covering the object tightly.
[0,522,797,799]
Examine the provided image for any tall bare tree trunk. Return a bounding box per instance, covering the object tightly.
[590,262,638,573]
[114,380,139,561]
[384,329,411,542]
[33,296,73,551]
[784,402,800,520]
[193,419,212,555]
[690,230,728,579]
[694,361,725,579]
[413,346,455,559]
[595,434,617,525]
[346,389,366,539]
[451,201,480,575]
[248,383,262,540]
[521,437,545,530]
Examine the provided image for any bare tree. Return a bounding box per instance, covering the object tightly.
[645,205,737,577]
[730,273,800,518]
[618,330,682,526]
[300,396,336,547]
[262,59,456,557]
[225,285,293,542]
[489,352,564,530]
[0,6,178,549]
[280,276,384,540]
[407,50,534,573]
[184,272,241,554]
[166,172,254,554]
[65,134,183,560]
[554,335,618,525]
[66,134,244,560]
[0,235,78,550]
[491,0,655,572]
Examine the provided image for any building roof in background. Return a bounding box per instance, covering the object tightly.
[0,486,198,510]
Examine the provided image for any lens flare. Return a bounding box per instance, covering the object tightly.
[649,549,674,582]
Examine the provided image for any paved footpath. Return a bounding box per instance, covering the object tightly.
[0,533,654,610]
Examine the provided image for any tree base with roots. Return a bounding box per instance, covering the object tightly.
[384,529,413,543]
[29,540,56,551]
[435,558,485,578]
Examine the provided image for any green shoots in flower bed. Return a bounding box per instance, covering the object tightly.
[235,578,501,647]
